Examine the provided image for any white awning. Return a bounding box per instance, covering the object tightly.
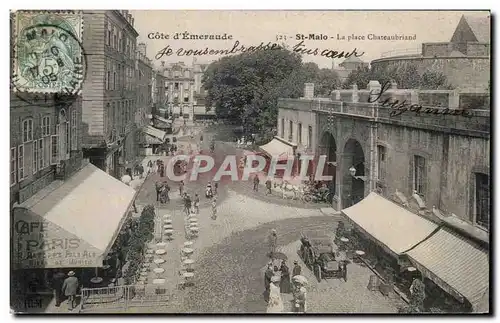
[406,228,489,309]
[12,163,136,269]
[259,137,295,160]
[154,115,173,124]
[143,126,166,142]
[342,192,438,256]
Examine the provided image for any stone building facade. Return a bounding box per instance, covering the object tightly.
[80,10,139,178]
[277,81,490,244]
[160,61,195,120]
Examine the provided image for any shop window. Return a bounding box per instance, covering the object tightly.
[474,173,490,230]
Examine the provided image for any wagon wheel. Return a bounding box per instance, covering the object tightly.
[315,264,322,282]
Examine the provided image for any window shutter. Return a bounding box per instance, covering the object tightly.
[32,140,37,175]
[44,136,51,167]
[51,135,59,165]
[422,158,428,198]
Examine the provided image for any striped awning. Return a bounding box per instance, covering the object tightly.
[405,228,489,310]
[342,192,439,257]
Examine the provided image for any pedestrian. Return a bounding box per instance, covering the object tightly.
[214,181,219,195]
[267,276,284,313]
[155,181,162,202]
[265,179,272,195]
[292,260,302,277]
[160,164,165,177]
[293,283,307,313]
[264,263,274,303]
[164,182,170,202]
[253,175,260,192]
[179,181,184,196]
[194,193,200,214]
[280,261,291,294]
[268,229,278,259]
[52,272,65,307]
[184,194,192,215]
[138,164,144,178]
[62,271,78,311]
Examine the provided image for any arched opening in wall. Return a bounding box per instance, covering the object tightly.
[318,132,336,197]
[342,138,365,208]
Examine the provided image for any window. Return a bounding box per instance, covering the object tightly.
[50,135,59,165]
[32,139,38,174]
[10,147,17,186]
[65,121,70,155]
[107,23,111,46]
[174,82,179,90]
[298,123,302,144]
[289,120,293,141]
[308,126,312,148]
[42,116,50,136]
[413,155,426,195]
[18,144,24,180]
[112,102,116,128]
[474,173,489,229]
[377,145,386,180]
[71,109,77,150]
[106,69,111,90]
[113,71,117,90]
[281,119,285,138]
[38,139,44,170]
[184,97,189,103]
[22,118,33,142]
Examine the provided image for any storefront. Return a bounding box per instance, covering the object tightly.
[11,163,137,295]
[141,126,167,155]
[405,228,489,312]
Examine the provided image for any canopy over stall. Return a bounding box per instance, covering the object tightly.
[341,192,439,257]
[12,163,136,269]
[259,136,296,161]
[405,228,489,311]
[142,126,167,143]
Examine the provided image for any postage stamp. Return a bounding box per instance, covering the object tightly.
[12,11,85,94]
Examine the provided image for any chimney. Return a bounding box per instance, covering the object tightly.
[304,83,314,99]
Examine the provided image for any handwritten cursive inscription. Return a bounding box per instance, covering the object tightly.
[368,81,471,117]
[155,40,281,60]
[292,40,365,59]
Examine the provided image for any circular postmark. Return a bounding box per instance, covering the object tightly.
[12,21,87,108]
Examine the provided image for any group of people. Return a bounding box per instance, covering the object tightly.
[265,229,307,313]
[264,259,307,313]
[155,181,171,204]
[252,175,273,195]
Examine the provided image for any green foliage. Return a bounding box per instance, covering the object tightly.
[343,64,453,90]
[202,49,340,136]
[122,205,156,285]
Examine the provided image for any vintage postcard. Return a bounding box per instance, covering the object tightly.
[9,10,491,314]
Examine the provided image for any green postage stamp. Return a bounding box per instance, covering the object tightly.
[12,11,85,94]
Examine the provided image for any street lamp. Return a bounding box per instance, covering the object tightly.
[349,165,367,181]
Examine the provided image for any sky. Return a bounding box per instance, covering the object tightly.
[130,10,488,69]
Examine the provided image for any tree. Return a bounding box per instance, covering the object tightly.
[343,63,453,90]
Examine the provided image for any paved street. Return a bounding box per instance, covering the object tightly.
[122,125,403,313]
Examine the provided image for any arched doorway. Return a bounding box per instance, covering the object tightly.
[318,132,336,197]
[342,139,366,207]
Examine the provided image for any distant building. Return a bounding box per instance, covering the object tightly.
[160,61,195,120]
[372,14,490,91]
[333,56,369,83]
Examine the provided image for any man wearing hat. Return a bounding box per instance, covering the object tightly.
[268,229,278,260]
[62,271,79,311]
[264,263,274,303]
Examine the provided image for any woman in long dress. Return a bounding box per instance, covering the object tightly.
[267,276,284,313]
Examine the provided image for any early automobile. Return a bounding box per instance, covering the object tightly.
[299,233,345,281]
